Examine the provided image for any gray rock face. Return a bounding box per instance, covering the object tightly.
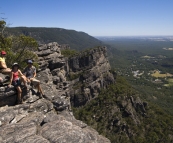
[0,97,109,143]
[0,86,17,107]
[36,42,65,71]
[36,43,114,107]
[40,117,110,143]
[59,44,70,50]
[68,47,115,107]
[0,42,112,143]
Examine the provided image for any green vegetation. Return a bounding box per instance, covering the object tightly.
[73,76,173,143]
[6,27,103,51]
[101,37,173,115]
[61,49,78,57]
[67,72,81,81]
[0,20,38,69]
[168,78,173,84]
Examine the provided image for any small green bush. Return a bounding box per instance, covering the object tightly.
[61,49,78,57]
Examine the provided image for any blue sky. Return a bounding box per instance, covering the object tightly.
[1,0,173,36]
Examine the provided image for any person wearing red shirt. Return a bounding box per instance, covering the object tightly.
[8,63,26,104]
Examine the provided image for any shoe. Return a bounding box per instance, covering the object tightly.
[42,94,46,98]
[17,99,23,104]
[39,94,43,99]
[37,92,43,99]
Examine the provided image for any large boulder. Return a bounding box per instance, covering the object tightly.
[0,86,17,107]
[0,90,110,143]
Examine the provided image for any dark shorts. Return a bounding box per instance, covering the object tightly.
[12,78,21,87]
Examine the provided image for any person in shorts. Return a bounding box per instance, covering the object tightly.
[8,63,24,104]
[23,60,44,98]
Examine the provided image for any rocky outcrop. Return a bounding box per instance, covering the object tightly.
[0,42,113,142]
[0,86,17,107]
[0,77,110,142]
[0,98,110,143]
[36,42,115,107]
[68,47,115,106]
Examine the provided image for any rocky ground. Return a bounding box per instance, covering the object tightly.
[0,42,114,143]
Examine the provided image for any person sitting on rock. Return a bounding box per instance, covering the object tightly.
[23,59,44,98]
[0,51,11,74]
[8,63,25,104]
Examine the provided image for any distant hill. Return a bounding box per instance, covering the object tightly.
[6,27,103,51]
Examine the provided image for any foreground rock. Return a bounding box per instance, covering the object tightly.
[0,98,110,143]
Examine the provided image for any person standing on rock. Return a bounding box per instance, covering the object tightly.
[23,59,44,98]
[8,63,25,104]
[0,51,11,74]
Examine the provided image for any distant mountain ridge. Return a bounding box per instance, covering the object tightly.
[6,27,103,51]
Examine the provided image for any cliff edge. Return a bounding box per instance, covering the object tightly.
[0,42,112,143]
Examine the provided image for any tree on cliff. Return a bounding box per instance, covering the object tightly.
[0,20,38,69]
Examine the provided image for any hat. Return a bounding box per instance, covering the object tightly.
[27,59,33,64]
[12,63,19,68]
[1,51,6,55]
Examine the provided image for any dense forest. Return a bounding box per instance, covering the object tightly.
[6,27,103,51]
[103,37,173,115]
[73,76,173,143]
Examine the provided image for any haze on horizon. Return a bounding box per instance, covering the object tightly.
[1,0,173,37]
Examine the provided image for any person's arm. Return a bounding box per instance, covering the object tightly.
[23,68,27,76]
[19,70,30,83]
[22,67,34,81]
[8,72,13,87]
[18,70,24,77]
[0,77,3,83]
[30,67,36,79]
[19,70,27,79]
[33,71,36,78]
[30,72,36,80]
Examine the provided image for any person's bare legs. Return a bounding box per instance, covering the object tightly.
[20,75,27,87]
[36,84,44,98]
[16,86,22,104]
[38,84,44,95]
[30,79,44,98]
[1,68,11,75]
[0,77,3,82]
